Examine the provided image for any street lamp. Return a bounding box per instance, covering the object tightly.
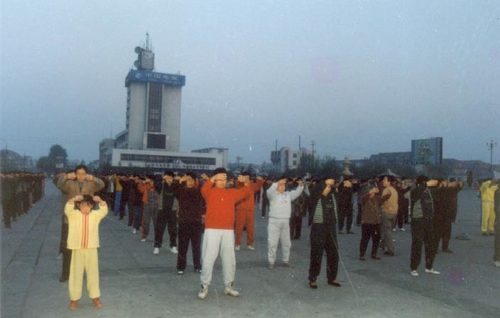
[486,140,497,172]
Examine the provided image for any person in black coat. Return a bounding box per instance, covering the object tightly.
[307,177,341,289]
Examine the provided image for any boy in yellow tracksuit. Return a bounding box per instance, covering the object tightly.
[64,194,108,310]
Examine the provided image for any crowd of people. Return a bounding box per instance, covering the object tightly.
[49,165,500,309]
[1,172,45,228]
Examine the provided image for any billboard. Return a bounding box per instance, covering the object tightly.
[411,137,443,165]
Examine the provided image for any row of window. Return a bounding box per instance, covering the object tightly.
[120,153,216,165]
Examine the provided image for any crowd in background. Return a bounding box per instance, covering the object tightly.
[1,172,45,228]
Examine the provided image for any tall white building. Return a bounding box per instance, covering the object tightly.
[100,36,226,172]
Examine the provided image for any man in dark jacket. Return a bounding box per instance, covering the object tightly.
[174,172,204,274]
[409,176,442,277]
[154,171,178,254]
[307,177,341,289]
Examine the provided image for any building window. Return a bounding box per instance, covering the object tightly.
[147,134,166,149]
[147,83,162,132]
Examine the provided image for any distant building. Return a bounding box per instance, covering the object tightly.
[411,137,443,165]
[99,35,224,173]
[191,147,229,169]
[270,147,311,173]
[369,152,412,166]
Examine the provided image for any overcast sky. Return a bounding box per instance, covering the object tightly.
[1,0,499,165]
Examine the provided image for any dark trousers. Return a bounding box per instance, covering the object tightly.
[290,215,303,239]
[154,209,177,248]
[338,207,353,232]
[177,222,202,271]
[410,219,436,271]
[308,223,339,282]
[433,216,452,251]
[359,224,381,257]
[262,198,269,217]
[2,200,15,228]
[131,205,142,230]
[396,203,408,228]
[356,203,362,225]
[60,215,71,280]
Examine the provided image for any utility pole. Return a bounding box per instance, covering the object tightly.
[311,140,316,158]
[486,139,497,172]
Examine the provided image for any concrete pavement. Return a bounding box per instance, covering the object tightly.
[1,181,499,318]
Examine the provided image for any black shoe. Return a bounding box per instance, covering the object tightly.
[383,251,394,256]
[338,230,345,234]
[309,281,318,289]
[359,256,366,261]
[59,276,68,283]
[328,280,341,287]
[347,231,354,234]
[371,255,381,260]
[442,249,453,253]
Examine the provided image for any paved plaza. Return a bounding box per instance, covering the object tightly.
[1,181,499,318]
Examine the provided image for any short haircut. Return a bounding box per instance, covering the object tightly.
[74,165,88,173]
[213,167,227,175]
[163,170,174,177]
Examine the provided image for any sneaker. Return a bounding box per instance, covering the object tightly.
[371,255,381,260]
[153,247,160,255]
[400,227,406,232]
[410,270,419,277]
[235,245,241,251]
[392,228,397,232]
[425,268,440,275]
[224,286,240,297]
[268,263,274,270]
[198,284,208,300]
[140,238,146,242]
[170,246,178,254]
[282,262,290,267]
[132,229,137,234]
[309,281,318,289]
[177,270,184,275]
[247,245,255,250]
[195,268,202,273]
[359,256,366,261]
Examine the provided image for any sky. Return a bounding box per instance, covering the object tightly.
[1,0,499,165]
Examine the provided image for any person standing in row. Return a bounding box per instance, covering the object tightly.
[480,179,498,236]
[307,177,341,289]
[359,180,382,261]
[57,165,104,283]
[154,171,178,254]
[174,172,204,274]
[197,168,253,300]
[409,176,441,277]
[379,176,398,256]
[234,172,264,251]
[266,177,304,269]
[65,194,108,310]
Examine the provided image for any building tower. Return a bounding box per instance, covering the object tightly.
[115,34,186,152]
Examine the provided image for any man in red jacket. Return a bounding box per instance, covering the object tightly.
[197,168,252,300]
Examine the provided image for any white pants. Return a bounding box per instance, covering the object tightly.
[268,218,291,264]
[200,229,236,287]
